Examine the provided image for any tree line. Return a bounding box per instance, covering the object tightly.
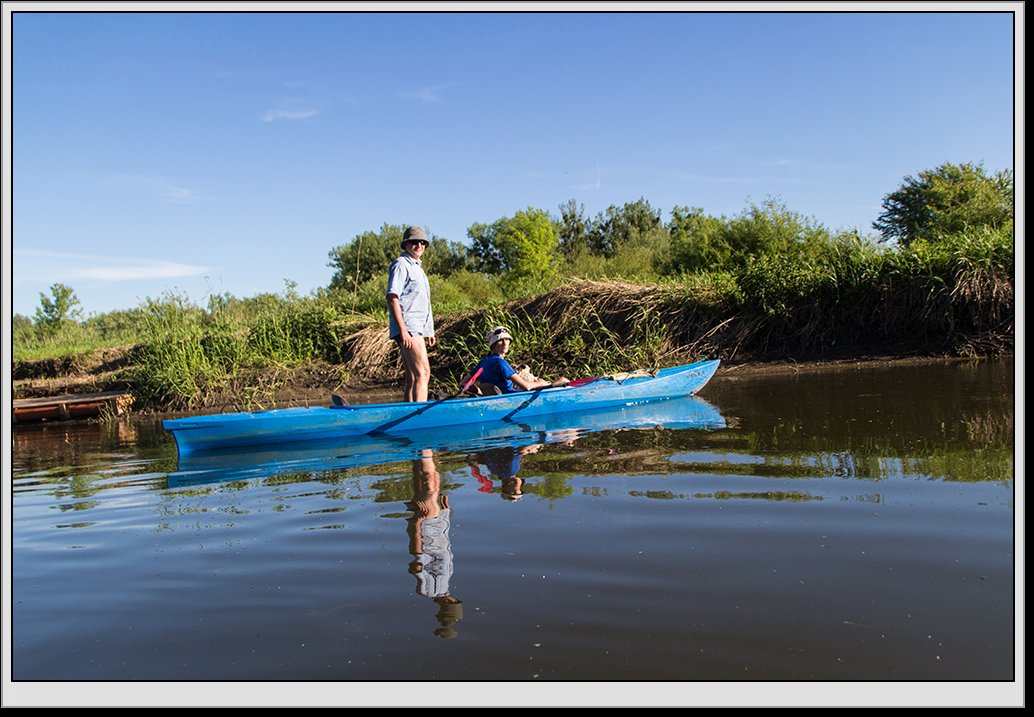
[17,160,1014,348]
[12,161,1014,407]
[326,161,1013,293]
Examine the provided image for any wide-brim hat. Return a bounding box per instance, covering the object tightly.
[401,225,428,247]
[486,325,512,347]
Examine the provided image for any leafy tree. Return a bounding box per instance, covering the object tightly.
[422,237,473,277]
[328,224,469,292]
[282,278,300,301]
[34,283,82,335]
[665,206,731,273]
[468,207,559,279]
[664,199,831,274]
[557,199,590,259]
[466,222,503,274]
[328,224,406,290]
[83,307,149,341]
[873,162,1014,245]
[719,198,830,268]
[586,198,665,258]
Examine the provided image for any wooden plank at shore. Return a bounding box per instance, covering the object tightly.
[13,391,134,423]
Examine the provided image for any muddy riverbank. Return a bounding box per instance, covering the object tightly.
[12,344,1011,416]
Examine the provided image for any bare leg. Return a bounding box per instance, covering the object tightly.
[399,335,431,402]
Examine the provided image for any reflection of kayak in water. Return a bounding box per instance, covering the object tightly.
[163,360,720,456]
[166,394,726,488]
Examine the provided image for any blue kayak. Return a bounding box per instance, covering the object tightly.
[163,359,720,456]
[167,393,726,487]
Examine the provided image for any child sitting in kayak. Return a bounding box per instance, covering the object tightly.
[465,326,570,395]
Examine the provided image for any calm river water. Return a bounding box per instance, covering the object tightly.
[7,358,1018,705]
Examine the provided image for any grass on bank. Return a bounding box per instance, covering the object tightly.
[13,224,1014,410]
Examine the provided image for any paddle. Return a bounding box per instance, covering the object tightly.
[564,376,603,388]
[561,368,657,389]
[459,367,484,395]
[366,367,484,434]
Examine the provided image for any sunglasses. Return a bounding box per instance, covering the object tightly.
[406,240,430,247]
[491,327,511,337]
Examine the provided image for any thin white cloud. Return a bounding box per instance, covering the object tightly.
[14,250,209,282]
[399,83,461,104]
[76,262,208,280]
[666,170,754,184]
[261,107,319,122]
[570,165,751,191]
[767,158,849,171]
[161,184,200,203]
[113,174,205,204]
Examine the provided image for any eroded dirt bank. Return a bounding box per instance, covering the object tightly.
[12,344,1010,415]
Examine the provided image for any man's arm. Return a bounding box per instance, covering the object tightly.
[387,294,414,349]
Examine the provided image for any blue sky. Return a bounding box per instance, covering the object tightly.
[5,5,1020,317]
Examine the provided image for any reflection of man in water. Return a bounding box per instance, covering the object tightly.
[406,450,462,638]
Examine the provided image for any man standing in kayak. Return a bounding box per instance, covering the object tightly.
[387,226,436,402]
